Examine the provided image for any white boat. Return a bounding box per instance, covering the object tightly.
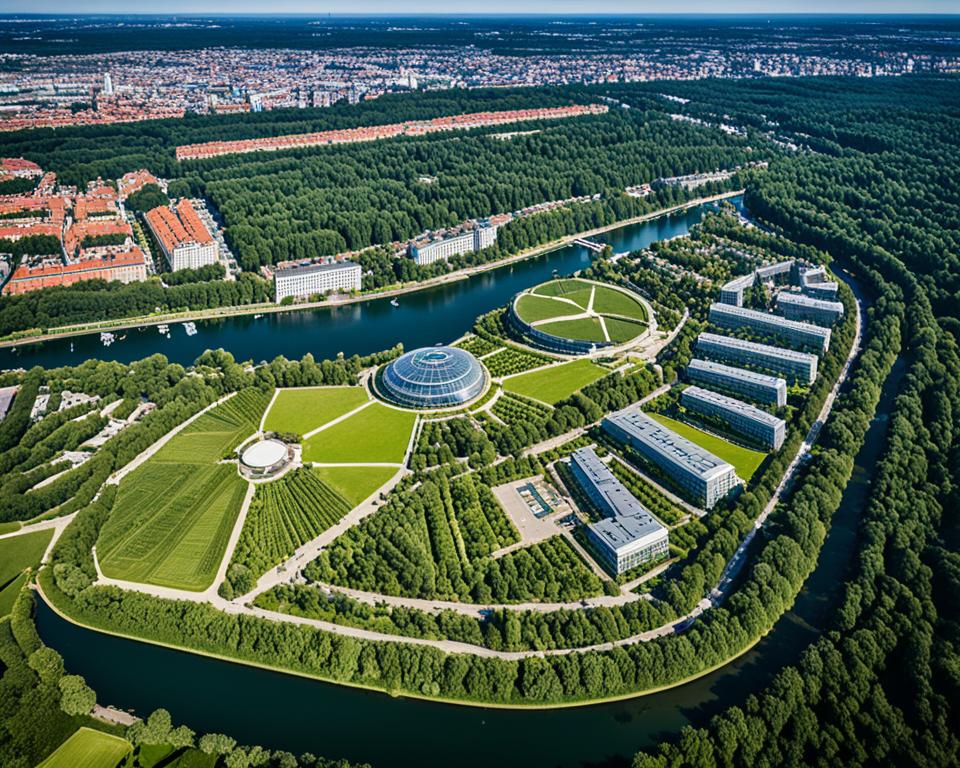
[390,298,400,308]
[100,332,116,347]
[157,324,170,334]
[253,314,263,320]
[182,322,198,337]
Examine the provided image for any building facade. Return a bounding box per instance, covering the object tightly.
[410,221,499,266]
[2,248,147,296]
[681,385,786,451]
[709,302,831,352]
[145,199,218,272]
[696,332,818,385]
[570,447,669,575]
[274,260,362,302]
[686,358,787,407]
[602,407,741,509]
[776,291,845,326]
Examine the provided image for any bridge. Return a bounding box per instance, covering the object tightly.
[573,238,606,253]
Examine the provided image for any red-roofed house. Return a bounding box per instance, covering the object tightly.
[144,199,218,271]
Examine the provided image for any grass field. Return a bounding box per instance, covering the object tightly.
[591,285,648,320]
[514,293,580,323]
[0,572,27,616]
[98,463,247,591]
[533,279,593,309]
[537,317,607,342]
[604,316,647,343]
[0,521,22,534]
[303,403,416,464]
[153,388,272,465]
[649,412,767,481]
[39,728,131,768]
[313,465,397,506]
[0,528,53,586]
[503,359,608,404]
[263,387,368,436]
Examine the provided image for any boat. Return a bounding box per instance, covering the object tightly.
[157,324,169,334]
[390,298,400,308]
[100,332,116,347]
[182,321,198,337]
[69,342,74,352]
[253,314,263,320]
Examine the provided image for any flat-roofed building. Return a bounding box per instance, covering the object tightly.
[709,302,831,352]
[719,273,754,306]
[686,358,787,407]
[681,385,786,451]
[569,447,669,575]
[696,332,818,385]
[144,199,218,272]
[410,221,499,266]
[777,292,844,327]
[755,260,796,281]
[2,248,147,296]
[602,407,741,509]
[799,265,840,300]
[274,260,362,302]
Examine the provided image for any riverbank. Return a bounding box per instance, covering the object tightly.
[0,190,743,351]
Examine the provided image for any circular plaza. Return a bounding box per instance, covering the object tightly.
[375,345,488,410]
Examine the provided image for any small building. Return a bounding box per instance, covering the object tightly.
[696,332,818,385]
[776,292,844,327]
[273,260,362,303]
[144,199,218,272]
[799,265,840,299]
[569,447,669,575]
[709,302,831,352]
[602,408,741,509]
[0,386,17,422]
[719,273,755,306]
[681,385,786,451]
[686,358,787,408]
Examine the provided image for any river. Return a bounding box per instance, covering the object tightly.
[2,197,740,371]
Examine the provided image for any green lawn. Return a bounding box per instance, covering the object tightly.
[532,279,593,309]
[263,386,369,436]
[303,403,416,464]
[98,463,247,591]
[313,465,397,507]
[537,317,607,342]
[649,412,767,481]
[514,294,580,324]
[38,728,132,768]
[0,521,22,535]
[603,316,647,343]
[0,528,53,586]
[591,285,648,321]
[503,359,608,404]
[0,572,27,617]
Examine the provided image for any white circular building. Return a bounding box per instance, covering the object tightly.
[240,439,290,476]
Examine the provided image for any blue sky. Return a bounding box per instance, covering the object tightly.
[4,2,958,13]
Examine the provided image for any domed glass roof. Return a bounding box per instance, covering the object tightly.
[380,346,486,409]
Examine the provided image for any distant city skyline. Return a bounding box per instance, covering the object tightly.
[5,3,960,14]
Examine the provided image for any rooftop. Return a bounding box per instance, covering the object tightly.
[698,332,820,365]
[687,358,786,388]
[682,385,785,428]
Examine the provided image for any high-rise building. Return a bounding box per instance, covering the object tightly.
[273,260,362,303]
[709,302,831,352]
[685,358,787,407]
[696,332,819,385]
[777,292,844,326]
[103,73,114,96]
[409,221,499,266]
[144,199,218,272]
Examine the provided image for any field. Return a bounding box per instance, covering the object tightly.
[503,359,608,404]
[538,317,607,342]
[483,347,550,378]
[230,468,352,581]
[153,388,273,464]
[0,572,27,616]
[262,386,368,436]
[98,464,247,591]
[313,465,397,506]
[649,412,767,481]
[532,279,593,308]
[38,728,132,768]
[604,316,647,343]
[591,285,648,320]
[0,528,53,586]
[303,403,416,464]
[514,293,580,323]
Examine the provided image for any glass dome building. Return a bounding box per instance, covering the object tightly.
[380,346,486,409]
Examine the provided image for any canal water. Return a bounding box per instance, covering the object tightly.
[2,198,740,371]
[35,330,906,766]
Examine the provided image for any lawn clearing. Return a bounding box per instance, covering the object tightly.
[537,317,607,342]
[38,728,132,768]
[603,316,647,343]
[263,387,368,436]
[0,572,27,616]
[98,463,247,591]
[649,412,767,481]
[514,293,580,323]
[303,403,416,464]
[0,527,53,586]
[313,465,397,507]
[503,359,608,404]
[591,285,648,321]
[532,279,593,309]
